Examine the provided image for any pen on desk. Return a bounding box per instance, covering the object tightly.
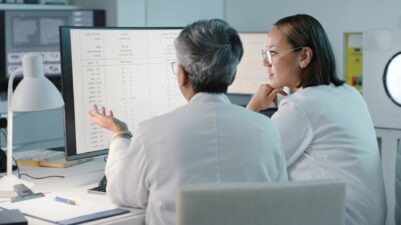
[55,196,76,205]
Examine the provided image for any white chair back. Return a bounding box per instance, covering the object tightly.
[177,180,346,225]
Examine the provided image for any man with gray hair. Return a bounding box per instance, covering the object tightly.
[89,19,288,225]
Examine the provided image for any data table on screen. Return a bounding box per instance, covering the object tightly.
[68,29,186,155]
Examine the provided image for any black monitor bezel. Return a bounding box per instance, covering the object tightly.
[0,9,106,93]
[60,26,183,161]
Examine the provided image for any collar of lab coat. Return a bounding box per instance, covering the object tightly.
[189,92,231,105]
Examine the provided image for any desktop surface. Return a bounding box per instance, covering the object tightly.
[1,152,145,225]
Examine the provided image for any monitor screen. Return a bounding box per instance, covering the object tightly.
[60,27,186,160]
[0,9,105,92]
[228,33,268,95]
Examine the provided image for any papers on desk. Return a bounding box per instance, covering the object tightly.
[0,193,129,225]
[16,149,93,168]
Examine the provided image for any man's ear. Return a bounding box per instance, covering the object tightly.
[299,47,313,68]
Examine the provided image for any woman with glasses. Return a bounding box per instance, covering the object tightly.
[247,14,386,225]
[88,19,288,225]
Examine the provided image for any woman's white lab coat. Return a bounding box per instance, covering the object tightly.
[272,84,386,225]
[106,93,288,225]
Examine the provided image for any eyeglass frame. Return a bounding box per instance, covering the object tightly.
[261,46,304,65]
[171,61,178,75]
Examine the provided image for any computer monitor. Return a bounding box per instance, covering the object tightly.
[0,9,105,92]
[227,32,279,115]
[228,32,268,95]
[60,27,186,161]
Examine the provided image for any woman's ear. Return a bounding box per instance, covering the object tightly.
[229,72,236,85]
[299,47,313,68]
[178,65,190,87]
[178,65,196,101]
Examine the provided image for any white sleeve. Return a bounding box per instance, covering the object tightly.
[271,101,313,167]
[105,130,149,209]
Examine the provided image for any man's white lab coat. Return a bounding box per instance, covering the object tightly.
[272,84,386,225]
[106,93,288,225]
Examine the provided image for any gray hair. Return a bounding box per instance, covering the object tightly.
[174,19,243,93]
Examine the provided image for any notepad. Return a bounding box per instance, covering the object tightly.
[0,193,129,225]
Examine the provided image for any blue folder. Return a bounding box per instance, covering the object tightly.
[57,208,130,225]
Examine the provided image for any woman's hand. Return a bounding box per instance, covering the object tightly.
[246,84,287,112]
[88,105,128,133]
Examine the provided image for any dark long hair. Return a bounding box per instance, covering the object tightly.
[274,14,344,87]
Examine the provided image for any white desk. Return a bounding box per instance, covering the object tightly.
[1,154,146,225]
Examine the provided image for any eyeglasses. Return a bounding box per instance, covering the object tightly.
[261,47,304,65]
[171,61,178,75]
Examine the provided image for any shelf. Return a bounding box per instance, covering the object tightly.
[0,3,79,10]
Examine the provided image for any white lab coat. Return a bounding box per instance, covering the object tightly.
[272,84,386,225]
[106,93,288,225]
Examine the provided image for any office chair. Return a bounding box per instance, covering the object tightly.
[396,145,401,225]
[176,180,346,225]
